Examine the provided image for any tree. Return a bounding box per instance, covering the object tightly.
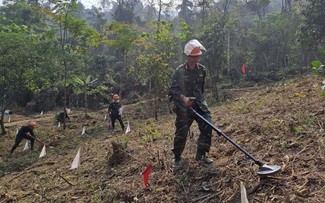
[135,21,177,119]
[44,0,101,127]
[0,21,60,134]
[145,0,173,22]
[72,75,105,118]
[112,0,140,23]
[102,21,139,98]
[245,0,270,22]
[300,0,325,63]
[0,0,46,29]
[282,0,292,13]
[177,0,195,26]
[197,9,227,99]
[197,0,213,28]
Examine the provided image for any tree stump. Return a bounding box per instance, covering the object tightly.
[107,141,128,167]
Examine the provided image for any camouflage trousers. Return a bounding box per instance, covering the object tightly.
[172,106,212,158]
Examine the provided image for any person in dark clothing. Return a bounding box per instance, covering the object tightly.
[108,94,125,133]
[10,121,37,156]
[169,39,213,167]
[56,109,70,123]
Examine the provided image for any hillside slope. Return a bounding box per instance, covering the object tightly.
[0,76,324,203]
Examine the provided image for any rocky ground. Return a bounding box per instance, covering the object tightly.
[0,75,324,203]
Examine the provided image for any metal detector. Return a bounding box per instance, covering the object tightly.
[189,105,281,176]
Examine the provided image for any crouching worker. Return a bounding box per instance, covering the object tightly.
[10,121,37,156]
[108,94,125,133]
[56,108,70,124]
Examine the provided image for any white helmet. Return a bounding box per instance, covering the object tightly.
[184,39,206,56]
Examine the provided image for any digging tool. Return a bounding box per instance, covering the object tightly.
[187,97,281,176]
[27,133,46,146]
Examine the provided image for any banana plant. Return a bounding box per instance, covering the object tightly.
[311,48,325,76]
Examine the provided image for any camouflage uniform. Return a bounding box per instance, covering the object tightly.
[169,63,212,160]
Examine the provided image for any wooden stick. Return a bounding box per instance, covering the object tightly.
[27,133,46,145]
[59,175,75,186]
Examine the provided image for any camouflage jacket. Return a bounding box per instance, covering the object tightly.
[169,63,209,113]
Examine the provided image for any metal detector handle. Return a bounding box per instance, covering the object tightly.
[189,106,264,167]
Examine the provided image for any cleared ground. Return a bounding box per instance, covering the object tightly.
[0,76,324,202]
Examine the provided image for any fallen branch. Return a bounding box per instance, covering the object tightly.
[174,179,187,195]
[248,179,267,195]
[317,120,324,131]
[59,175,75,186]
[192,193,219,203]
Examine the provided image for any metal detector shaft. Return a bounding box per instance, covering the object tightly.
[190,107,263,166]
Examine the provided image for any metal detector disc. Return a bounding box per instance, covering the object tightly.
[257,164,281,176]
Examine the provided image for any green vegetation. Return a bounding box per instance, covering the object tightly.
[0,1,324,129]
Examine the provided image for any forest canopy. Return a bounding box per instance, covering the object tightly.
[0,0,324,117]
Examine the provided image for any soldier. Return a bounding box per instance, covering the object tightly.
[169,39,213,167]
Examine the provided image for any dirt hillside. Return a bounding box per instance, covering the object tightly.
[0,76,324,203]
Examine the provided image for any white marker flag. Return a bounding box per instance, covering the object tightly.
[118,107,124,115]
[104,115,107,120]
[39,145,46,158]
[40,111,43,116]
[70,148,81,170]
[125,121,131,134]
[58,122,61,128]
[81,126,86,135]
[23,140,30,151]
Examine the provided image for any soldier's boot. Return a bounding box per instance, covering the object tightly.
[195,150,213,164]
[173,156,182,168]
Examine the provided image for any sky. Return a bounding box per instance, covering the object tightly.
[79,0,100,9]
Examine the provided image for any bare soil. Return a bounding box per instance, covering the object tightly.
[0,76,324,203]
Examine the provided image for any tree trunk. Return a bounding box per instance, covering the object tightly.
[227,29,230,75]
[263,53,269,71]
[0,113,6,135]
[84,85,88,118]
[154,93,158,120]
[63,60,67,130]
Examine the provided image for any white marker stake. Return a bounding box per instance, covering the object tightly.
[58,122,61,128]
[81,126,86,135]
[23,140,30,151]
[40,111,43,116]
[104,115,107,120]
[8,116,11,123]
[70,148,81,170]
[39,145,46,158]
[125,121,131,134]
